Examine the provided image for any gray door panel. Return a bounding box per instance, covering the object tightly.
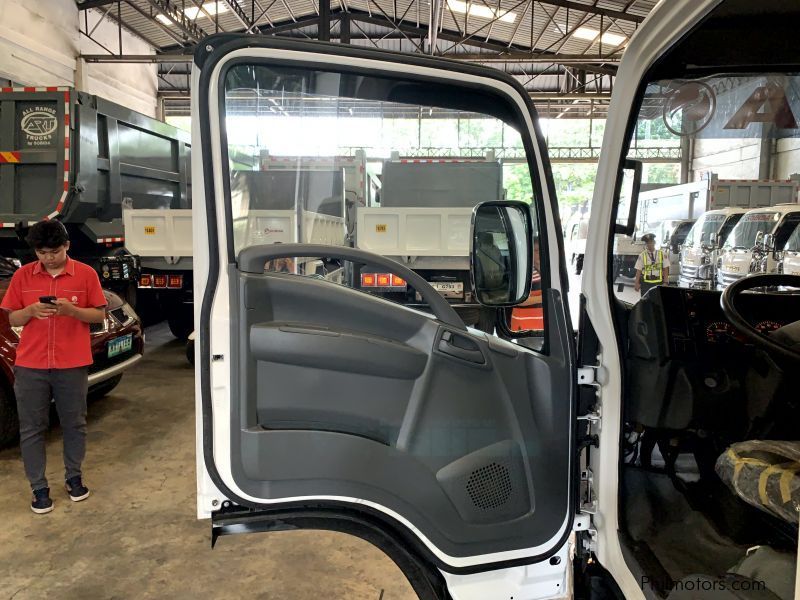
[228,268,573,559]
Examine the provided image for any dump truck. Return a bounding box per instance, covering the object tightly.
[124,163,349,338]
[354,153,504,331]
[0,86,191,314]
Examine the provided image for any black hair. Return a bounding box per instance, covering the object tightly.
[25,220,69,250]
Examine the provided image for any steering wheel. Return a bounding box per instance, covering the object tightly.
[238,243,467,331]
[720,274,800,363]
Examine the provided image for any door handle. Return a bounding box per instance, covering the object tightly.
[437,331,486,364]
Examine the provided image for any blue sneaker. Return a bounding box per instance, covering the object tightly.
[65,476,90,502]
[31,487,54,514]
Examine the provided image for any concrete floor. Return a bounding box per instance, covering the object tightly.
[0,325,416,600]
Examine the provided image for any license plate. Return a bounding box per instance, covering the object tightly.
[431,281,464,298]
[107,334,133,358]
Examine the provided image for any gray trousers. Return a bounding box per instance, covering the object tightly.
[14,367,89,491]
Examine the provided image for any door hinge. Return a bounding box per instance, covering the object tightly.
[579,468,598,515]
[578,363,608,386]
[577,366,596,385]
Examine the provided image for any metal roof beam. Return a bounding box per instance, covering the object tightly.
[218,0,255,31]
[533,0,644,23]
[142,0,209,42]
[77,0,120,9]
[124,0,189,46]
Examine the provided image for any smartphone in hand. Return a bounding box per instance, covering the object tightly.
[39,296,57,305]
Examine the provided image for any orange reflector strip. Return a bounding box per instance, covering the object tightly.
[377,274,391,286]
[167,274,183,288]
[0,151,21,163]
[152,275,167,288]
[139,274,152,288]
[391,275,407,287]
[361,273,376,287]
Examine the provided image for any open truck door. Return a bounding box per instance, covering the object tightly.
[192,37,578,598]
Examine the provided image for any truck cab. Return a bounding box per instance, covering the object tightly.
[717,205,800,289]
[679,208,747,289]
[780,222,800,276]
[192,1,800,598]
[658,219,695,284]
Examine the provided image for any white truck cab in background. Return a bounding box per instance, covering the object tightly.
[717,204,800,289]
[679,208,747,289]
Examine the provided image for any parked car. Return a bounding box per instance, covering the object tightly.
[0,260,144,447]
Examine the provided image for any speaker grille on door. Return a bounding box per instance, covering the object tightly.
[466,461,512,509]
[436,439,530,523]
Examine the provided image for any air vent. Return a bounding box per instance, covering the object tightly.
[466,462,512,510]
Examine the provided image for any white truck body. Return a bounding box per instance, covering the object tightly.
[125,208,346,264]
[679,208,747,289]
[717,204,800,289]
[355,207,472,259]
[355,156,503,313]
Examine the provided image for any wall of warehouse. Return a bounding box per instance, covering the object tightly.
[0,0,158,117]
[691,136,800,181]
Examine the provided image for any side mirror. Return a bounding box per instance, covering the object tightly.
[709,232,717,248]
[754,230,765,249]
[613,159,644,236]
[763,233,775,251]
[470,201,533,307]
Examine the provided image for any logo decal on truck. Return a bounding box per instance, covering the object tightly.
[663,82,716,136]
[20,106,58,147]
[144,226,156,235]
[375,224,387,233]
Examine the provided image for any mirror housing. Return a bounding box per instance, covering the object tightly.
[754,230,765,249]
[708,232,717,248]
[470,201,533,307]
[763,233,775,252]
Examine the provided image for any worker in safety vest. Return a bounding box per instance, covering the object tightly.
[510,238,543,332]
[634,233,669,297]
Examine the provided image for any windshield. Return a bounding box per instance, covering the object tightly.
[612,70,800,301]
[684,213,725,247]
[785,222,800,252]
[724,212,779,249]
[672,221,693,245]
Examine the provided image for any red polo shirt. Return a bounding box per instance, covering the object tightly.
[1,257,107,369]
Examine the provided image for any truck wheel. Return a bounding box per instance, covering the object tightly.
[167,311,193,340]
[476,308,496,334]
[88,374,123,401]
[0,384,19,448]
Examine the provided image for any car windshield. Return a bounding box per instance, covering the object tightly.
[684,213,726,247]
[724,212,779,249]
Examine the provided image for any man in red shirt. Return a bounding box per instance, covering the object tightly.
[1,221,106,514]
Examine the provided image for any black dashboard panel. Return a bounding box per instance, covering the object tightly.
[625,286,799,431]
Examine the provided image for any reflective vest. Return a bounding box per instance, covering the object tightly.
[641,249,664,284]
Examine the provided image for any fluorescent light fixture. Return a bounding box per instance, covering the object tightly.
[156,2,229,25]
[447,0,517,24]
[571,26,627,46]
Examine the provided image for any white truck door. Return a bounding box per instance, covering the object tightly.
[192,37,576,597]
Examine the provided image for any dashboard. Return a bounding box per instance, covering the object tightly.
[625,285,799,431]
[663,287,798,357]
[629,286,800,361]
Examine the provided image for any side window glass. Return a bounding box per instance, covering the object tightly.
[223,65,544,340]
